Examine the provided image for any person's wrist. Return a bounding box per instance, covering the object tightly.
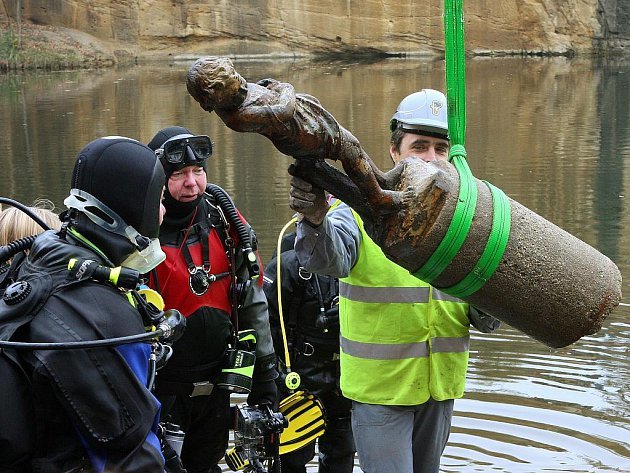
[297,212,322,227]
[253,354,279,380]
[302,215,323,227]
[302,202,330,227]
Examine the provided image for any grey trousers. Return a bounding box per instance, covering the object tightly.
[351,398,454,473]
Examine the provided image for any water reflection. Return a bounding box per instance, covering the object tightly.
[0,57,628,472]
[457,320,630,472]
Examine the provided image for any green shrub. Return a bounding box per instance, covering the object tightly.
[0,27,84,71]
[0,29,19,66]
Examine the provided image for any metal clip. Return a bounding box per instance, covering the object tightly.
[189,265,203,275]
[298,267,312,281]
[190,381,214,397]
[302,342,315,356]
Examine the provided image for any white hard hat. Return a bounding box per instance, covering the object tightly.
[390,89,448,138]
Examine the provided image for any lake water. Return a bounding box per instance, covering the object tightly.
[0,56,628,472]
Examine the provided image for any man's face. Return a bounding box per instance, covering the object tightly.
[167,165,208,202]
[159,188,166,224]
[390,132,450,164]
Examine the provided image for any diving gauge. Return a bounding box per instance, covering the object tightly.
[285,371,301,390]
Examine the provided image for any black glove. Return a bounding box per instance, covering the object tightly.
[468,306,501,333]
[289,175,330,226]
[247,377,278,408]
[315,305,340,331]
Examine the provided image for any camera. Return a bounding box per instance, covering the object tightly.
[215,329,257,394]
[225,404,287,473]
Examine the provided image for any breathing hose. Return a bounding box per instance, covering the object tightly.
[0,197,53,265]
[0,330,163,350]
[205,184,260,278]
[275,217,301,391]
[0,197,53,233]
[0,235,37,265]
[0,304,185,350]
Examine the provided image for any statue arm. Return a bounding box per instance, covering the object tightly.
[227,80,296,129]
[257,79,297,122]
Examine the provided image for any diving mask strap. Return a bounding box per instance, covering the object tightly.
[64,189,150,251]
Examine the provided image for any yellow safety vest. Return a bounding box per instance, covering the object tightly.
[339,209,471,405]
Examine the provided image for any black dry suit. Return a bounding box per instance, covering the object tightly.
[148,186,277,473]
[0,137,167,473]
[263,231,356,473]
[0,231,164,473]
[151,190,276,385]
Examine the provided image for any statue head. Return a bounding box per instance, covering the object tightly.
[187,56,248,112]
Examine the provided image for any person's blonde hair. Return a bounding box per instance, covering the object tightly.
[0,199,61,246]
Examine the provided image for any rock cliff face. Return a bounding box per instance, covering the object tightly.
[6,0,629,58]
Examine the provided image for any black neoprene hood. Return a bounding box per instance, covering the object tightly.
[147,126,192,152]
[70,137,165,238]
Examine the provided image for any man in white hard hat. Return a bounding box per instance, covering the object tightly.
[289,89,499,473]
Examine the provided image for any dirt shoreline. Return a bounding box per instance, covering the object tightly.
[0,22,406,72]
[0,22,141,72]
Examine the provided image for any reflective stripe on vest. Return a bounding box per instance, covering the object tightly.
[340,334,470,360]
[339,206,470,405]
[340,285,463,304]
[340,285,430,303]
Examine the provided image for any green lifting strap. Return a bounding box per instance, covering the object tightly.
[413,0,511,297]
[413,146,477,283]
[445,181,511,298]
[444,0,467,146]
[413,0,474,283]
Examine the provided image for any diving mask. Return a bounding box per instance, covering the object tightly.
[156,134,212,164]
[64,188,165,273]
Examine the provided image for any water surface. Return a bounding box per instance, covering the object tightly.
[0,56,628,472]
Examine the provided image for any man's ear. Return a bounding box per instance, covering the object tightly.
[389,143,398,163]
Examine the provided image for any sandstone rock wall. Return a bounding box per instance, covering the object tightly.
[5,0,628,57]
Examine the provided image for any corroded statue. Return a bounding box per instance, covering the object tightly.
[187,56,622,348]
[186,56,403,213]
